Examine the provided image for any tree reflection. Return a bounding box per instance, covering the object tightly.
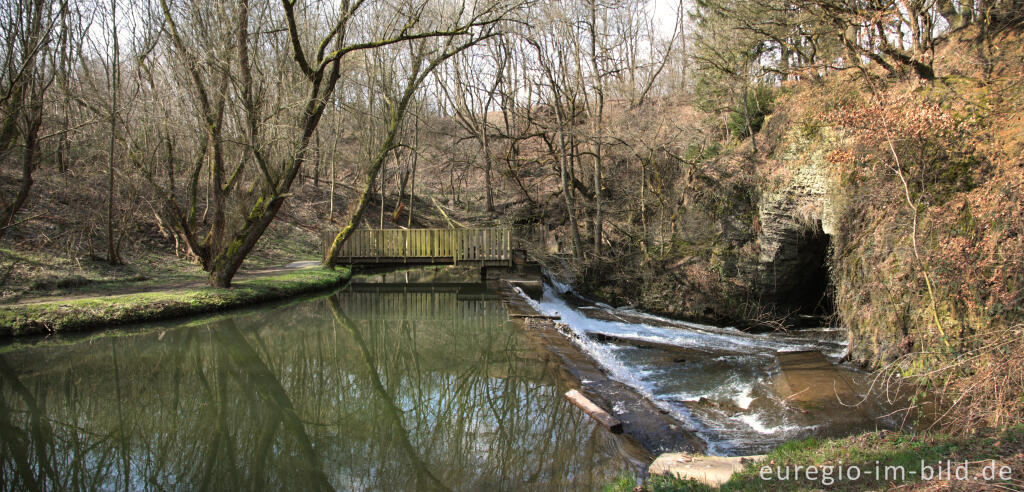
[327,296,450,491]
[0,285,637,491]
[0,356,57,490]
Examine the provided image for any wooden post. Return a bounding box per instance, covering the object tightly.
[452,229,458,265]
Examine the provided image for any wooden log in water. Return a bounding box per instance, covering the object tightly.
[565,389,623,433]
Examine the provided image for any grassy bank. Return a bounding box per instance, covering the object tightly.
[605,427,1024,491]
[0,267,350,337]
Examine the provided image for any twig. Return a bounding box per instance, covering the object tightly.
[0,213,46,231]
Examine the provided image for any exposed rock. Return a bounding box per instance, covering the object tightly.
[692,396,745,416]
[499,284,707,456]
[649,453,764,487]
[756,128,839,313]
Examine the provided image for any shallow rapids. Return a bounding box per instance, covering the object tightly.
[523,282,880,456]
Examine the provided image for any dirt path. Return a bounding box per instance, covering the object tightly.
[7,261,323,306]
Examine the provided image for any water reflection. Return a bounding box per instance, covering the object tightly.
[0,283,638,491]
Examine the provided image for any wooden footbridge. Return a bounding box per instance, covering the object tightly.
[325,228,516,267]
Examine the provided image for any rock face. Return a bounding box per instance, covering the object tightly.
[756,130,838,314]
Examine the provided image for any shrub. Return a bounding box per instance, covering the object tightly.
[728,85,774,139]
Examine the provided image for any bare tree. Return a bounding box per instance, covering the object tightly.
[105,0,122,264]
[0,0,64,241]
[435,41,505,214]
[129,0,517,286]
[324,15,510,266]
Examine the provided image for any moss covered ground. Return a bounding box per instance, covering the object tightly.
[0,267,350,337]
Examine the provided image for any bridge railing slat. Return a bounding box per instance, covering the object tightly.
[331,227,512,264]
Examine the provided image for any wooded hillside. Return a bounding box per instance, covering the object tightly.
[2,0,1022,429]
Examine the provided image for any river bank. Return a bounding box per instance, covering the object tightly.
[0,266,350,337]
[606,425,1024,491]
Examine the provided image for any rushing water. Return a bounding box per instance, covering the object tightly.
[0,273,644,491]
[525,282,885,456]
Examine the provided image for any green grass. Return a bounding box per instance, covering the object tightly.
[0,267,350,337]
[243,220,322,269]
[606,426,1024,491]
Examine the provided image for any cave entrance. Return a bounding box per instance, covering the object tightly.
[781,221,834,316]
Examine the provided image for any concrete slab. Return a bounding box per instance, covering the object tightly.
[773,350,873,430]
[649,453,764,487]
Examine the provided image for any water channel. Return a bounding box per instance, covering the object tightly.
[0,267,894,490]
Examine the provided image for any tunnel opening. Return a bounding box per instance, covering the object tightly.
[777,221,834,316]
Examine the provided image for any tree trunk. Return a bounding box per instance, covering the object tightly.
[206,196,287,287]
[106,0,121,265]
[591,89,603,254]
[313,130,321,188]
[554,112,583,259]
[407,120,418,227]
[0,130,38,242]
[482,127,494,213]
[329,155,336,220]
[379,152,386,229]
[323,163,382,268]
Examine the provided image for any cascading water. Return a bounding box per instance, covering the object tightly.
[521,282,864,456]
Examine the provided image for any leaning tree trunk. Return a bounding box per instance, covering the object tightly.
[322,50,439,267]
[207,195,287,288]
[323,163,382,268]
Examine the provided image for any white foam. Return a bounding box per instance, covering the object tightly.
[736,414,811,435]
[530,284,842,356]
[513,283,843,456]
[545,275,574,295]
[734,386,755,410]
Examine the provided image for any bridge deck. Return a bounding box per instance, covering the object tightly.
[326,228,513,266]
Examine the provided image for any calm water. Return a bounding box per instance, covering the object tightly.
[0,276,642,490]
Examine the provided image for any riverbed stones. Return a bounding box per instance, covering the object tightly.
[649,453,764,487]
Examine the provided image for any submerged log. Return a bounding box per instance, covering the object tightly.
[565,389,622,433]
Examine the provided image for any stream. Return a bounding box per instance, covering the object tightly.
[0,267,896,490]
[524,281,893,457]
[0,272,642,491]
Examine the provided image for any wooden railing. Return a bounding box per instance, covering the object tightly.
[327,228,512,264]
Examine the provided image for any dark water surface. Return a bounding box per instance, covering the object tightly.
[0,274,642,491]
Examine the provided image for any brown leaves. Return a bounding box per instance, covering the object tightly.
[824,91,961,146]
